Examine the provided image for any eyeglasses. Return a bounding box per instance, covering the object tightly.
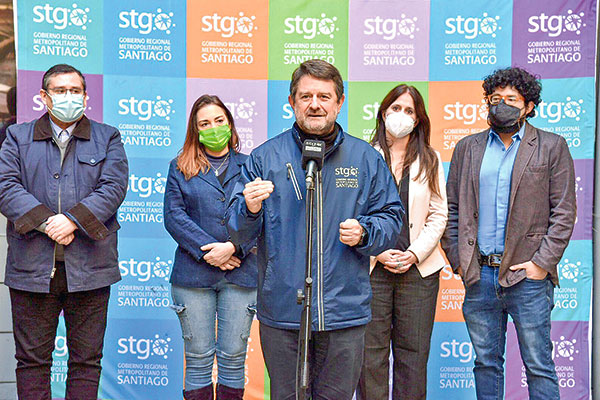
[488,94,524,106]
[46,87,84,96]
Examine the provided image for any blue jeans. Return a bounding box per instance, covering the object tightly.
[171,280,257,390]
[463,266,559,400]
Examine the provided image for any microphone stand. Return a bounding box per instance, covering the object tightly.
[296,172,315,400]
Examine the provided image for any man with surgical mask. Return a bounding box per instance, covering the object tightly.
[442,67,576,400]
[0,64,128,399]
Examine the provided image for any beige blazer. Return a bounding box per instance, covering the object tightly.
[372,148,448,277]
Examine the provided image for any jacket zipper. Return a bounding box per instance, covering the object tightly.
[286,163,303,201]
[316,171,325,330]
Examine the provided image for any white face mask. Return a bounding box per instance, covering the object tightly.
[45,91,85,123]
[385,111,415,138]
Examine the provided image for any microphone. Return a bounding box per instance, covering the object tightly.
[301,139,325,188]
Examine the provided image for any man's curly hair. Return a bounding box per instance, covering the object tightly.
[482,67,542,119]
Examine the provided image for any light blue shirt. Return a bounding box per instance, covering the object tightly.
[477,125,525,255]
[49,118,76,139]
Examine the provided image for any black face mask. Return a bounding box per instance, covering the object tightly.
[488,100,524,134]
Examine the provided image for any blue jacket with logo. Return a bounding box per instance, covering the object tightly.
[0,114,129,293]
[227,124,403,331]
[164,150,257,289]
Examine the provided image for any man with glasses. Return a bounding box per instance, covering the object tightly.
[442,67,576,400]
[0,64,128,399]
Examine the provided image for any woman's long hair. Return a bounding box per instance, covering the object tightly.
[370,84,440,197]
[177,95,240,180]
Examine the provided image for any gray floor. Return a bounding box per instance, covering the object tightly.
[0,214,17,400]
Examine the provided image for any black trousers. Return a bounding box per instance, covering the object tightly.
[357,265,440,400]
[259,322,366,400]
[10,262,110,400]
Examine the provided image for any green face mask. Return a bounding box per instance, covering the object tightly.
[198,125,232,152]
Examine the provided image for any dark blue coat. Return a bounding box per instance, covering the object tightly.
[0,114,128,293]
[164,150,257,288]
[228,125,403,331]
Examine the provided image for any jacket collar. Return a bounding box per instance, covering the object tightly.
[469,123,537,207]
[291,122,346,156]
[509,122,538,206]
[470,128,491,206]
[33,113,91,141]
[221,150,244,187]
[196,149,242,193]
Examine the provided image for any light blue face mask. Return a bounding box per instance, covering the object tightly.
[46,91,85,123]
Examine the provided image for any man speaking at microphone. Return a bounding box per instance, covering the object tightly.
[228,59,403,399]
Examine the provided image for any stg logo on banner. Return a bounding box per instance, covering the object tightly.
[428,80,489,161]
[429,0,512,80]
[201,12,258,38]
[128,172,167,199]
[118,8,175,35]
[118,96,175,122]
[348,1,430,81]
[528,10,586,37]
[429,322,475,395]
[443,12,500,66]
[119,257,172,283]
[104,0,186,76]
[529,77,594,159]
[440,339,474,364]
[110,238,178,320]
[537,97,585,123]
[512,1,595,78]
[116,7,175,62]
[187,0,268,79]
[118,159,169,238]
[101,319,183,398]
[281,13,340,65]
[117,334,173,361]
[445,13,501,39]
[284,13,339,40]
[32,3,91,30]
[443,99,488,127]
[21,0,101,70]
[364,15,419,41]
[104,75,185,158]
[269,1,348,80]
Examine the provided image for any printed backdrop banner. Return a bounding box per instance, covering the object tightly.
[14,0,596,399]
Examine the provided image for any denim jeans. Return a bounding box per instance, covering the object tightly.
[10,262,110,400]
[171,280,256,390]
[463,265,559,400]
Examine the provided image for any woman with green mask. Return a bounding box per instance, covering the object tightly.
[164,95,257,400]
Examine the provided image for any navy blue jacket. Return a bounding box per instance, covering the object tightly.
[164,150,257,288]
[0,114,128,293]
[228,125,403,331]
